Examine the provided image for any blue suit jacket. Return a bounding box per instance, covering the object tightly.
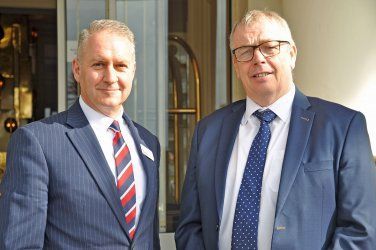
[0,101,160,250]
[175,89,376,249]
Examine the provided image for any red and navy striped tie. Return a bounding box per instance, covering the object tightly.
[109,120,137,240]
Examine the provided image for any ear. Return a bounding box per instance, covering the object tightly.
[72,58,81,83]
[289,44,298,70]
[232,56,240,79]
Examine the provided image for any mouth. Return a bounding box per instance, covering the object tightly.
[99,88,120,92]
[253,72,272,78]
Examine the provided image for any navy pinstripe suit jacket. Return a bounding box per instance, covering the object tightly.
[0,101,161,249]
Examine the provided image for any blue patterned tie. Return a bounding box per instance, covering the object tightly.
[232,109,277,249]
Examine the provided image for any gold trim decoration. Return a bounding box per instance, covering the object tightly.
[0,152,6,180]
[168,35,201,203]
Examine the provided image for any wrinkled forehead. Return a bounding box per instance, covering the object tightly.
[233,19,292,46]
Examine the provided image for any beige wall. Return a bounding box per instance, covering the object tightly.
[283,0,376,155]
[249,0,282,12]
[232,0,376,155]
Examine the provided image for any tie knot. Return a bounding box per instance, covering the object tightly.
[254,109,276,124]
[109,120,121,133]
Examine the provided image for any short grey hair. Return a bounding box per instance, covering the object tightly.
[229,10,294,50]
[77,19,135,61]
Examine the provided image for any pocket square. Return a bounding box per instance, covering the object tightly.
[141,144,154,161]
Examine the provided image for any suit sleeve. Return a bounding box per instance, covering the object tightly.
[175,125,205,250]
[330,112,376,249]
[0,127,48,249]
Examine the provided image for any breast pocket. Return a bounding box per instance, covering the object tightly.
[303,160,333,172]
[302,160,334,191]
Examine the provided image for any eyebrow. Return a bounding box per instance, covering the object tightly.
[88,57,131,64]
[245,40,279,46]
[88,56,105,62]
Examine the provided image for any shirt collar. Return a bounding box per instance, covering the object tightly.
[79,96,124,131]
[241,85,295,125]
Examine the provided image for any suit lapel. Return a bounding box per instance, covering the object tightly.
[215,102,245,219]
[122,113,157,240]
[65,101,130,237]
[275,89,315,216]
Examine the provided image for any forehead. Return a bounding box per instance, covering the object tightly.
[233,20,290,46]
[82,30,135,60]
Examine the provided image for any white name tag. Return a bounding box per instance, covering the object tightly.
[141,144,154,161]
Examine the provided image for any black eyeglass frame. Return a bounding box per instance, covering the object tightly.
[232,40,291,62]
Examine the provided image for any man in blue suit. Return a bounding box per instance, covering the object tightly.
[0,20,160,249]
[175,10,376,249]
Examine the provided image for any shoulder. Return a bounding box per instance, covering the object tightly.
[307,96,355,114]
[304,97,369,140]
[198,99,245,127]
[10,111,69,142]
[306,96,363,123]
[26,111,68,130]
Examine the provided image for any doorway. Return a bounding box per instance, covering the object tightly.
[0,5,57,156]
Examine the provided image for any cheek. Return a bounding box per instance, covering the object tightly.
[119,75,133,91]
[268,59,284,77]
[90,71,103,81]
[81,70,101,85]
[237,64,250,79]
[124,72,135,85]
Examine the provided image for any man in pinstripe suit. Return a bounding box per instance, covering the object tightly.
[0,19,160,249]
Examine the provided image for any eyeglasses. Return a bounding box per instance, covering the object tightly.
[232,40,290,62]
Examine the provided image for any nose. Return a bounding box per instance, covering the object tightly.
[104,66,118,84]
[252,47,266,65]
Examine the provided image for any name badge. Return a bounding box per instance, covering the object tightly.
[141,144,154,161]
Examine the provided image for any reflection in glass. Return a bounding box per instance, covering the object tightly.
[166,35,200,232]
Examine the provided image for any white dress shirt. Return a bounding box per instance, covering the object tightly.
[218,87,295,250]
[79,97,146,227]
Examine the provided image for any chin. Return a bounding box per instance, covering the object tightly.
[99,99,121,107]
[249,85,274,95]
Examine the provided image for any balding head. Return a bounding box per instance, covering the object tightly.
[230,10,294,50]
[77,19,136,63]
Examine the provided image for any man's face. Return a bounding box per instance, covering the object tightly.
[232,20,297,107]
[72,30,135,118]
